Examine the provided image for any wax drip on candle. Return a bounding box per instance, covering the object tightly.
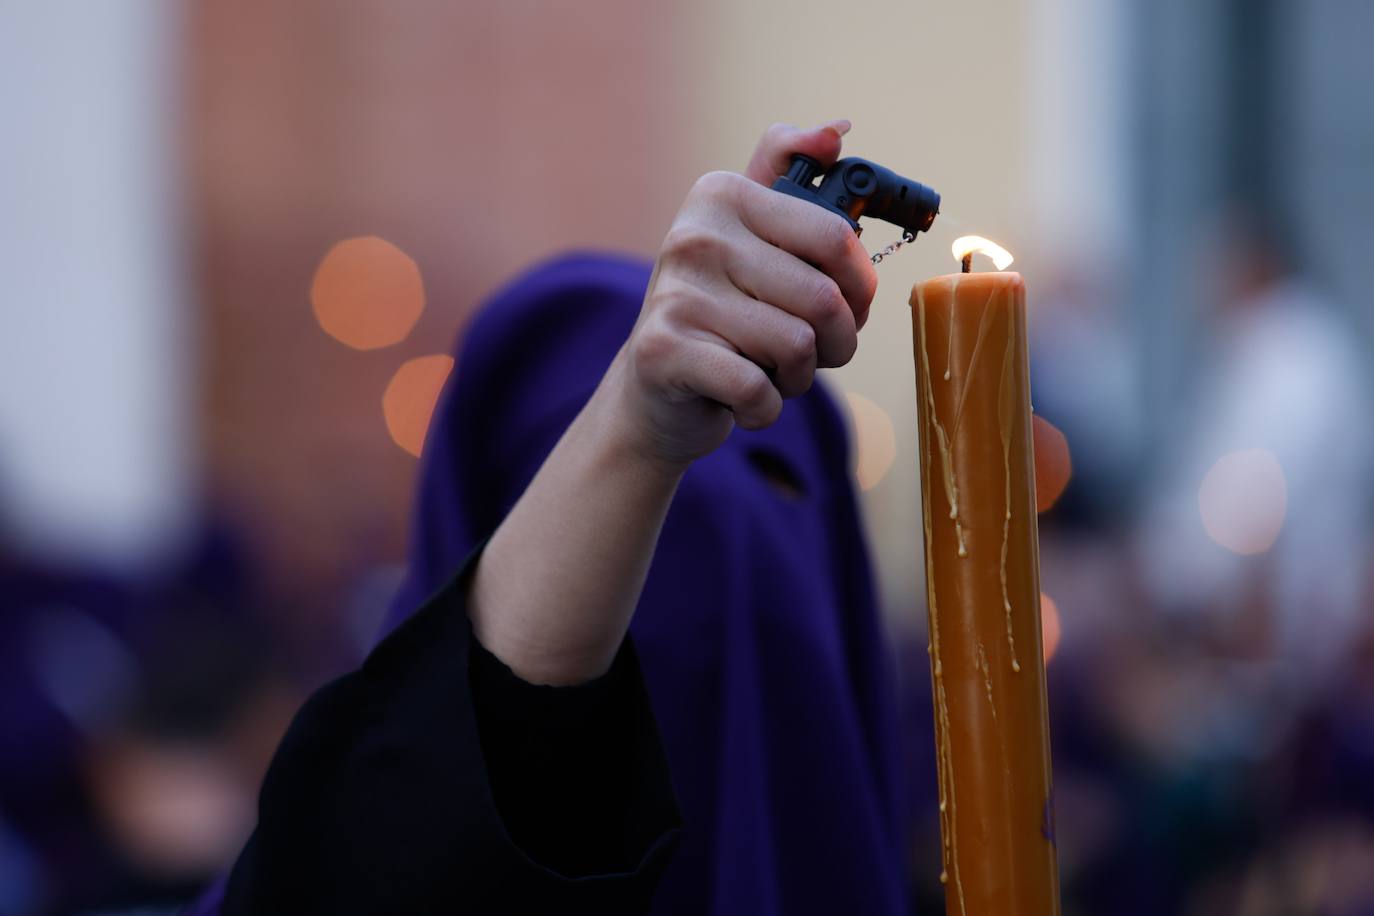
[943,279,1005,557]
[949,287,1000,439]
[946,282,1001,563]
[945,274,958,374]
[917,284,966,558]
[944,291,956,381]
[915,285,968,916]
[916,285,948,817]
[997,307,1023,674]
[978,641,998,722]
[930,450,965,912]
[939,278,1000,563]
[920,398,954,861]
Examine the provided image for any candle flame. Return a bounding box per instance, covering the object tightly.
[951,236,1015,271]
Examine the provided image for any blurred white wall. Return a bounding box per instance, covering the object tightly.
[0,0,190,569]
[1286,0,1374,337]
[1025,0,1131,264]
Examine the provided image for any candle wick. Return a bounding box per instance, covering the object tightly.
[961,253,973,274]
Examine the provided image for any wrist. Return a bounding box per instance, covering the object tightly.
[468,357,688,686]
[583,351,695,483]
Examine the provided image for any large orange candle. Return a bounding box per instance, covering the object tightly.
[910,260,1060,916]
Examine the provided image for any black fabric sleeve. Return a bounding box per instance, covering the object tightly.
[220,548,681,915]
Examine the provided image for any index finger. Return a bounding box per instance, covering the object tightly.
[744,120,851,186]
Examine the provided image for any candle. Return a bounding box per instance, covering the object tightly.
[910,241,1060,916]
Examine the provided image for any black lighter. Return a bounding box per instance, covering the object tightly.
[771,155,941,240]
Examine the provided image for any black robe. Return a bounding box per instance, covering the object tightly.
[215,548,682,914]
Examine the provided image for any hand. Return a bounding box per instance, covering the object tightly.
[605,120,879,469]
[469,121,879,684]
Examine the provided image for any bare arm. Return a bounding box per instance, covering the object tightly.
[466,360,685,686]
[467,120,878,685]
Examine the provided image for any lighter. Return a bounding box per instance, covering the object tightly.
[771,155,941,245]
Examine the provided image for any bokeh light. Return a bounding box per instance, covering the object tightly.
[1198,448,1287,555]
[1032,415,1072,512]
[311,236,426,350]
[1040,592,1062,664]
[89,741,251,878]
[382,355,454,457]
[844,391,897,491]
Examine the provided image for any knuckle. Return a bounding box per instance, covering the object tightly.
[631,319,678,370]
[786,321,817,365]
[651,280,697,317]
[824,222,857,260]
[757,391,784,426]
[858,264,879,307]
[810,276,847,323]
[661,223,723,266]
[738,368,774,407]
[822,215,857,259]
[693,169,744,204]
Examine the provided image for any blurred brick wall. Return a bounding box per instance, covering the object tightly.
[187,0,693,640]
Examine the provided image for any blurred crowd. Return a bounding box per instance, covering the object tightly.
[1014,220,1374,915]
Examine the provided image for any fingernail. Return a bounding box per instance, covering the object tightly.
[825,119,852,137]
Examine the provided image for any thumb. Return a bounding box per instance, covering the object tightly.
[743,119,851,186]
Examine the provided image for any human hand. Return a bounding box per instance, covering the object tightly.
[603,120,879,470]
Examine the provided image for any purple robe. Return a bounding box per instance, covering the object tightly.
[384,251,909,914]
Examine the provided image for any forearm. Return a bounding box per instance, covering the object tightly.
[467,353,685,685]
[466,120,871,686]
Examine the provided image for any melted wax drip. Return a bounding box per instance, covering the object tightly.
[915,285,968,916]
[978,641,998,721]
[997,306,1022,673]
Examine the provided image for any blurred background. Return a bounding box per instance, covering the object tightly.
[2,0,1372,912]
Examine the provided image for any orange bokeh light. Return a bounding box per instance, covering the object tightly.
[1032,415,1072,513]
[844,391,898,491]
[1198,448,1287,555]
[382,354,455,457]
[1040,592,1062,664]
[311,236,426,350]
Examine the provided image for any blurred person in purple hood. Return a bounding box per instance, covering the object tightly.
[200,121,910,914]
